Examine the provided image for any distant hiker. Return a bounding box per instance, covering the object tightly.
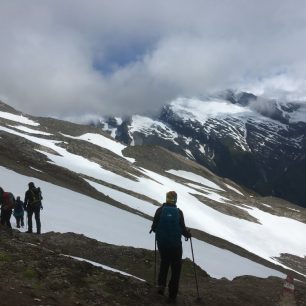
[150,191,191,304]
[13,196,25,228]
[24,182,43,234]
[0,187,15,229]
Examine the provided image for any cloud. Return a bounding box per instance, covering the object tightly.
[0,0,306,118]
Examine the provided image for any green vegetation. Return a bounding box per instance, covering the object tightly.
[22,268,39,279]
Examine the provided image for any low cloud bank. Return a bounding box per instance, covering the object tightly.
[0,1,306,118]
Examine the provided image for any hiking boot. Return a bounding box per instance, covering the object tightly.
[166,297,177,304]
[25,230,32,233]
[157,286,165,295]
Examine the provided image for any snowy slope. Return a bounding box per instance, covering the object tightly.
[0,166,284,280]
[1,107,306,280]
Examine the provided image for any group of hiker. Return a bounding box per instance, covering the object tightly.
[0,182,43,234]
[1,182,189,303]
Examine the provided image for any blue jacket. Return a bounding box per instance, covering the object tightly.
[151,203,190,248]
[14,199,24,217]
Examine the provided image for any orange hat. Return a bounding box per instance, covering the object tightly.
[166,191,177,204]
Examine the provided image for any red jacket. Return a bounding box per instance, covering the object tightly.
[1,192,15,210]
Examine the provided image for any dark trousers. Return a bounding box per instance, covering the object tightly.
[158,246,182,299]
[1,209,12,228]
[27,206,41,233]
[15,216,24,228]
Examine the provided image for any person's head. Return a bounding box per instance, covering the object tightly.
[166,191,177,205]
[17,196,20,201]
[28,182,35,189]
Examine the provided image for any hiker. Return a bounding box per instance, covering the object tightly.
[13,196,25,228]
[24,182,43,234]
[150,191,191,304]
[0,187,15,229]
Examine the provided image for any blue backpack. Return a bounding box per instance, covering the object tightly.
[156,205,182,248]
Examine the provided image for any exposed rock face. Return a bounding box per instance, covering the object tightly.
[99,92,306,208]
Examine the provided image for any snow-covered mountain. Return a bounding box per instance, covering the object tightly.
[1,100,306,288]
[98,91,306,208]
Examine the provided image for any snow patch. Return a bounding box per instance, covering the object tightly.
[8,125,52,135]
[85,179,158,216]
[64,255,146,282]
[0,111,39,126]
[130,115,179,145]
[61,132,135,163]
[225,184,244,195]
[29,167,44,173]
[167,170,224,191]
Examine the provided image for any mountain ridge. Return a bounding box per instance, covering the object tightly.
[97,92,306,208]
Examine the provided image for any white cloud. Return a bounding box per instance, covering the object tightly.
[0,0,306,117]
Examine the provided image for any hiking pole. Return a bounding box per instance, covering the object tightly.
[154,235,157,286]
[190,237,201,302]
[150,229,157,286]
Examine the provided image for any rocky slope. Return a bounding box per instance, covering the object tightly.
[98,92,306,208]
[1,229,305,306]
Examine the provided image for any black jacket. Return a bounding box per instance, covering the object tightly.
[24,187,42,209]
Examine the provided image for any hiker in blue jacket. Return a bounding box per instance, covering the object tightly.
[150,191,191,304]
[13,196,25,228]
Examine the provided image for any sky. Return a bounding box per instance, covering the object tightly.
[0,0,306,118]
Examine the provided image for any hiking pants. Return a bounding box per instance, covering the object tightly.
[158,245,182,299]
[15,215,24,228]
[27,206,41,234]
[0,209,12,228]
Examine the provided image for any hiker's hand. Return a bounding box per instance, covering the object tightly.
[40,206,43,210]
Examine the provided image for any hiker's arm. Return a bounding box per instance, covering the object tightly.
[24,191,29,208]
[150,206,162,233]
[179,210,191,238]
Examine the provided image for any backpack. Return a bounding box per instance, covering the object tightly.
[2,192,15,210]
[29,187,43,206]
[156,205,182,248]
[14,199,24,213]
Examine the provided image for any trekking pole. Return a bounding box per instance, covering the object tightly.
[190,237,201,302]
[150,229,157,286]
[154,235,157,286]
